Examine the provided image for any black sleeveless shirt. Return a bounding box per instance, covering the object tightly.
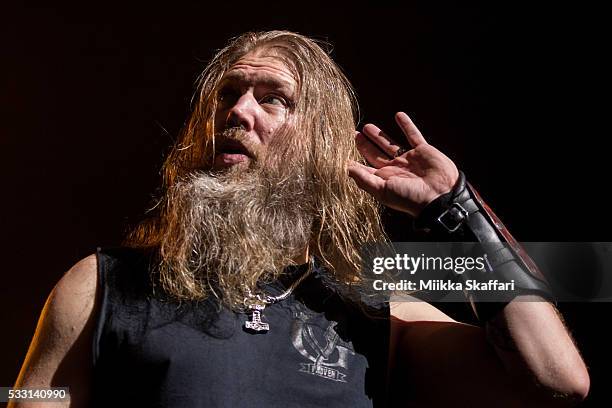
[92,247,390,407]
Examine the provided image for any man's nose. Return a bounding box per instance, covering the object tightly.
[225,93,256,131]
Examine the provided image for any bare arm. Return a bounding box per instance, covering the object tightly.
[388,299,589,407]
[9,254,99,408]
[349,112,589,406]
[483,299,589,402]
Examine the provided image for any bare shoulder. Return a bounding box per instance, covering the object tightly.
[49,254,98,325]
[389,296,457,323]
[11,254,99,407]
[387,297,522,407]
[389,295,481,355]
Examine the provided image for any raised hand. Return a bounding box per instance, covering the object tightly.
[348,112,459,217]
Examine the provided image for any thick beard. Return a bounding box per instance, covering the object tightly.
[159,151,315,309]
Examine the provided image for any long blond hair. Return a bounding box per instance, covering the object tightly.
[125,31,387,304]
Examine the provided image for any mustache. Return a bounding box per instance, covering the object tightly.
[214,127,259,160]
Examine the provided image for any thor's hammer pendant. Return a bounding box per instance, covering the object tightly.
[244,303,270,333]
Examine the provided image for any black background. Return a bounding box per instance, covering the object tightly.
[1,1,609,406]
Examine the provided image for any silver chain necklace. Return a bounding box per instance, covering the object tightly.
[243,260,313,333]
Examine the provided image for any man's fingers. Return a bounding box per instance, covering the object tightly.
[348,161,385,197]
[361,124,400,158]
[395,112,427,147]
[356,131,391,168]
[349,160,378,174]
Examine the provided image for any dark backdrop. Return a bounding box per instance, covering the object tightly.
[2,2,609,406]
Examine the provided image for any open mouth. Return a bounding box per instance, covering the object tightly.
[216,139,251,157]
[214,138,253,167]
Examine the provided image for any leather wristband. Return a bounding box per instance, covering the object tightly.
[413,171,555,321]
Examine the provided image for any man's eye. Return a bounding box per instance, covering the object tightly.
[218,89,239,104]
[260,95,286,106]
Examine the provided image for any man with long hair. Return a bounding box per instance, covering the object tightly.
[12,31,589,407]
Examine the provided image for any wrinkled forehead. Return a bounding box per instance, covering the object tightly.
[222,47,299,92]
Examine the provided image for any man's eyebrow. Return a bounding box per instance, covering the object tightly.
[220,72,295,92]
